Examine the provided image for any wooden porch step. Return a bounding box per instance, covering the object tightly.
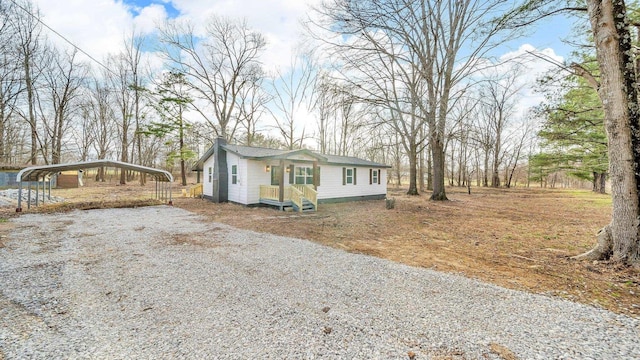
[293,199,316,212]
[259,198,315,212]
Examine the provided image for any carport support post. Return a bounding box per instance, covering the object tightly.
[35,177,39,207]
[16,182,22,212]
[27,181,31,209]
[155,179,158,200]
[41,176,45,204]
[48,177,51,200]
[168,182,172,205]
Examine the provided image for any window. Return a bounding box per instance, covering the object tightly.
[371,169,378,184]
[343,167,356,185]
[208,167,212,183]
[231,165,237,184]
[295,167,313,185]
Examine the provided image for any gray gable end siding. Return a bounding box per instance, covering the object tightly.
[211,138,228,203]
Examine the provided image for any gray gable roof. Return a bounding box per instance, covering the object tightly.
[222,144,291,158]
[322,154,390,168]
[193,143,390,171]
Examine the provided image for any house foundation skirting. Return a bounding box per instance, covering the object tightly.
[318,194,386,204]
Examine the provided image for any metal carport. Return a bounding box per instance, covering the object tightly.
[15,160,174,212]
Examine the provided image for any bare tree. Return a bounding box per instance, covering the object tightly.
[479,68,523,187]
[107,53,135,184]
[10,0,44,165]
[0,2,24,163]
[311,0,513,198]
[124,33,149,183]
[268,54,315,150]
[312,13,429,194]
[504,119,534,188]
[158,16,266,141]
[39,47,87,164]
[236,71,269,146]
[313,71,335,154]
[85,75,116,181]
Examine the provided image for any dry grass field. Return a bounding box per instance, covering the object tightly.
[1,179,638,318]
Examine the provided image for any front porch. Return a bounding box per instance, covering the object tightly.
[259,185,318,212]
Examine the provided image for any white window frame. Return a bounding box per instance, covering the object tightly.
[295,166,313,185]
[346,168,353,184]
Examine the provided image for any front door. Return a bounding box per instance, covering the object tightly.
[270,166,280,186]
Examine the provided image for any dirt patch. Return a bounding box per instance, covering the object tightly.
[0,220,14,248]
[169,230,223,248]
[174,186,640,318]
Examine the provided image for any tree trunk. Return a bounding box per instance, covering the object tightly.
[449,145,455,186]
[180,114,187,186]
[599,172,607,194]
[120,129,128,185]
[419,131,425,192]
[581,0,640,264]
[407,143,419,195]
[24,55,37,165]
[427,143,433,191]
[430,137,448,201]
[0,108,4,162]
[483,149,489,187]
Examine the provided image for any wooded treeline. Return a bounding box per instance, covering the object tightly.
[0,0,601,193]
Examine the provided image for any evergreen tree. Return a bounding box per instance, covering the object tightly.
[536,68,608,192]
[144,71,196,186]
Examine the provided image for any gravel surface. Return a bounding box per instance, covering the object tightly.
[0,206,638,359]
[0,189,64,207]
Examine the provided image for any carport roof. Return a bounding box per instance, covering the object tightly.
[17,160,173,182]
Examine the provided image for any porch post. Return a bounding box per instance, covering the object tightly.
[313,160,319,190]
[278,159,285,203]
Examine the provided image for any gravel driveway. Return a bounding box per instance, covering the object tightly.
[0,206,638,359]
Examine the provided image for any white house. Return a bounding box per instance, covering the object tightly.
[192,138,390,211]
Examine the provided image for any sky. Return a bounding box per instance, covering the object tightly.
[30,0,323,72]
[28,0,579,135]
[28,0,577,70]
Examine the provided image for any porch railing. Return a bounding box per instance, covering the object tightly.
[259,185,280,200]
[290,186,304,212]
[189,183,203,197]
[260,184,318,211]
[293,184,318,209]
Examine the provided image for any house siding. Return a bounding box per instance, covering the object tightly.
[317,165,386,200]
[226,152,248,204]
[247,160,271,204]
[202,156,215,198]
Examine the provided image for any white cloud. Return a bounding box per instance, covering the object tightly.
[495,44,565,119]
[169,0,321,71]
[133,4,168,34]
[33,0,135,61]
[31,0,320,73]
